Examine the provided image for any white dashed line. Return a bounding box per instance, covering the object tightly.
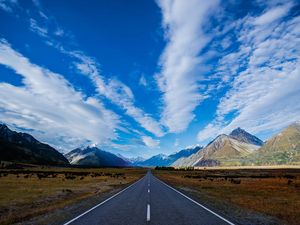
[148,189,150,193]
[63,176,145,225]
[147,204,150,221]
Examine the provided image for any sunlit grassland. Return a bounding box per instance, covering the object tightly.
[154,167,300,225]
[0,167,146,224]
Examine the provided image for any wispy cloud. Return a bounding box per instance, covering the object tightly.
[71,52,165,137]
[0,39,120,151]
[20,1,165,139]
[253,2,293,26]
[156,0,219,133]
[142,136,160,148]
[198,2,300,142]
[0,0,18,13]
[29,18,48,37]
[139,74,147,86]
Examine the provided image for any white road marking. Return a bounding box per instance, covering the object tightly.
[154,176,235,225]
[63,175,145,225]
[147,204,150,222]
[148,189,150,193]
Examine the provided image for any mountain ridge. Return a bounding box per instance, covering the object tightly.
[173,129,262,167]
[0,124,69,165]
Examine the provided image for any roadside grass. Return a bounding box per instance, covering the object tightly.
[154,168,300,225]
[0,167,146,225]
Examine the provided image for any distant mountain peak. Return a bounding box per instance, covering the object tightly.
[184,144,201,150]
[229,127,263,146]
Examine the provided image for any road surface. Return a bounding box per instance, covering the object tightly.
[64,171,234,225]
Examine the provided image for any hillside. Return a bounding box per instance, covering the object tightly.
[0,124,69,165]
[244,122,300,165]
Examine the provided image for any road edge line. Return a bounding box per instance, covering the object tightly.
[63,175,145,225]
[154,175,235,225]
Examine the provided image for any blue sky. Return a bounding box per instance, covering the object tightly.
[0,0,299,158]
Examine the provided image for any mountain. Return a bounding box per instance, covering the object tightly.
[0,124,69,165]
[244,122,300,165]
[65,146,129,167]
[116,154,145,165]
[230,127,263,146]
[134,145,201,167]
[134,154,170,167]
[173,131,261,167]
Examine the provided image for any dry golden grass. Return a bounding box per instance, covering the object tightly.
[154,168,300,225]
[0,167,146,225]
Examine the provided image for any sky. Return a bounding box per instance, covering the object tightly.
[0,0,299,158]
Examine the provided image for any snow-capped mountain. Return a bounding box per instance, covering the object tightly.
[65,146,129,167]
[133,146,202,167]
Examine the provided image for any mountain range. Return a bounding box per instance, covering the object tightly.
[133,145,202,167]
[1,122,299,167]
[173,123,300,167]
[0,124,69,165]
[173,128,262,167]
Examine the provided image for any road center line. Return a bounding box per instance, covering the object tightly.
[63,175,145,225]
[147,204,150,222]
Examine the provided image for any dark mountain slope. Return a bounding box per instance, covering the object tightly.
[0,124,69,165]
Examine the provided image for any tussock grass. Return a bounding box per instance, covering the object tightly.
[0,167,146,224]
[154,168,300,225]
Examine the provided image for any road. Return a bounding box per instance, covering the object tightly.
[64,171,234,225]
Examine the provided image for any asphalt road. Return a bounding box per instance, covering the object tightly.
[64,171,234,225]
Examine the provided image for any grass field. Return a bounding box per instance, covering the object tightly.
[0,165,146,225]
[154,167,300,225]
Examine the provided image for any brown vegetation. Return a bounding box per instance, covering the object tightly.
[0,166,146,225]
[154,168,300,225]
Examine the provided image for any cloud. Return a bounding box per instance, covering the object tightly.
[156,0,219,133]
[54,27,64,37]
[15,0,165,139]
[141,136,160,148]
[71,52,165,137]
[0,0,18,13]
[197,4,300,142]
[0,39,120,151]
[29,18,48,37]
[254,3,293,26]
[139,74,147,86]
[174,138,179,147]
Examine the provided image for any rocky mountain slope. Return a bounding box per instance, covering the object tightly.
[65,146,129,167]
[230,127,263,146]
[244,121,300,165]
[0,124,69,165]
[173,133,260,167]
